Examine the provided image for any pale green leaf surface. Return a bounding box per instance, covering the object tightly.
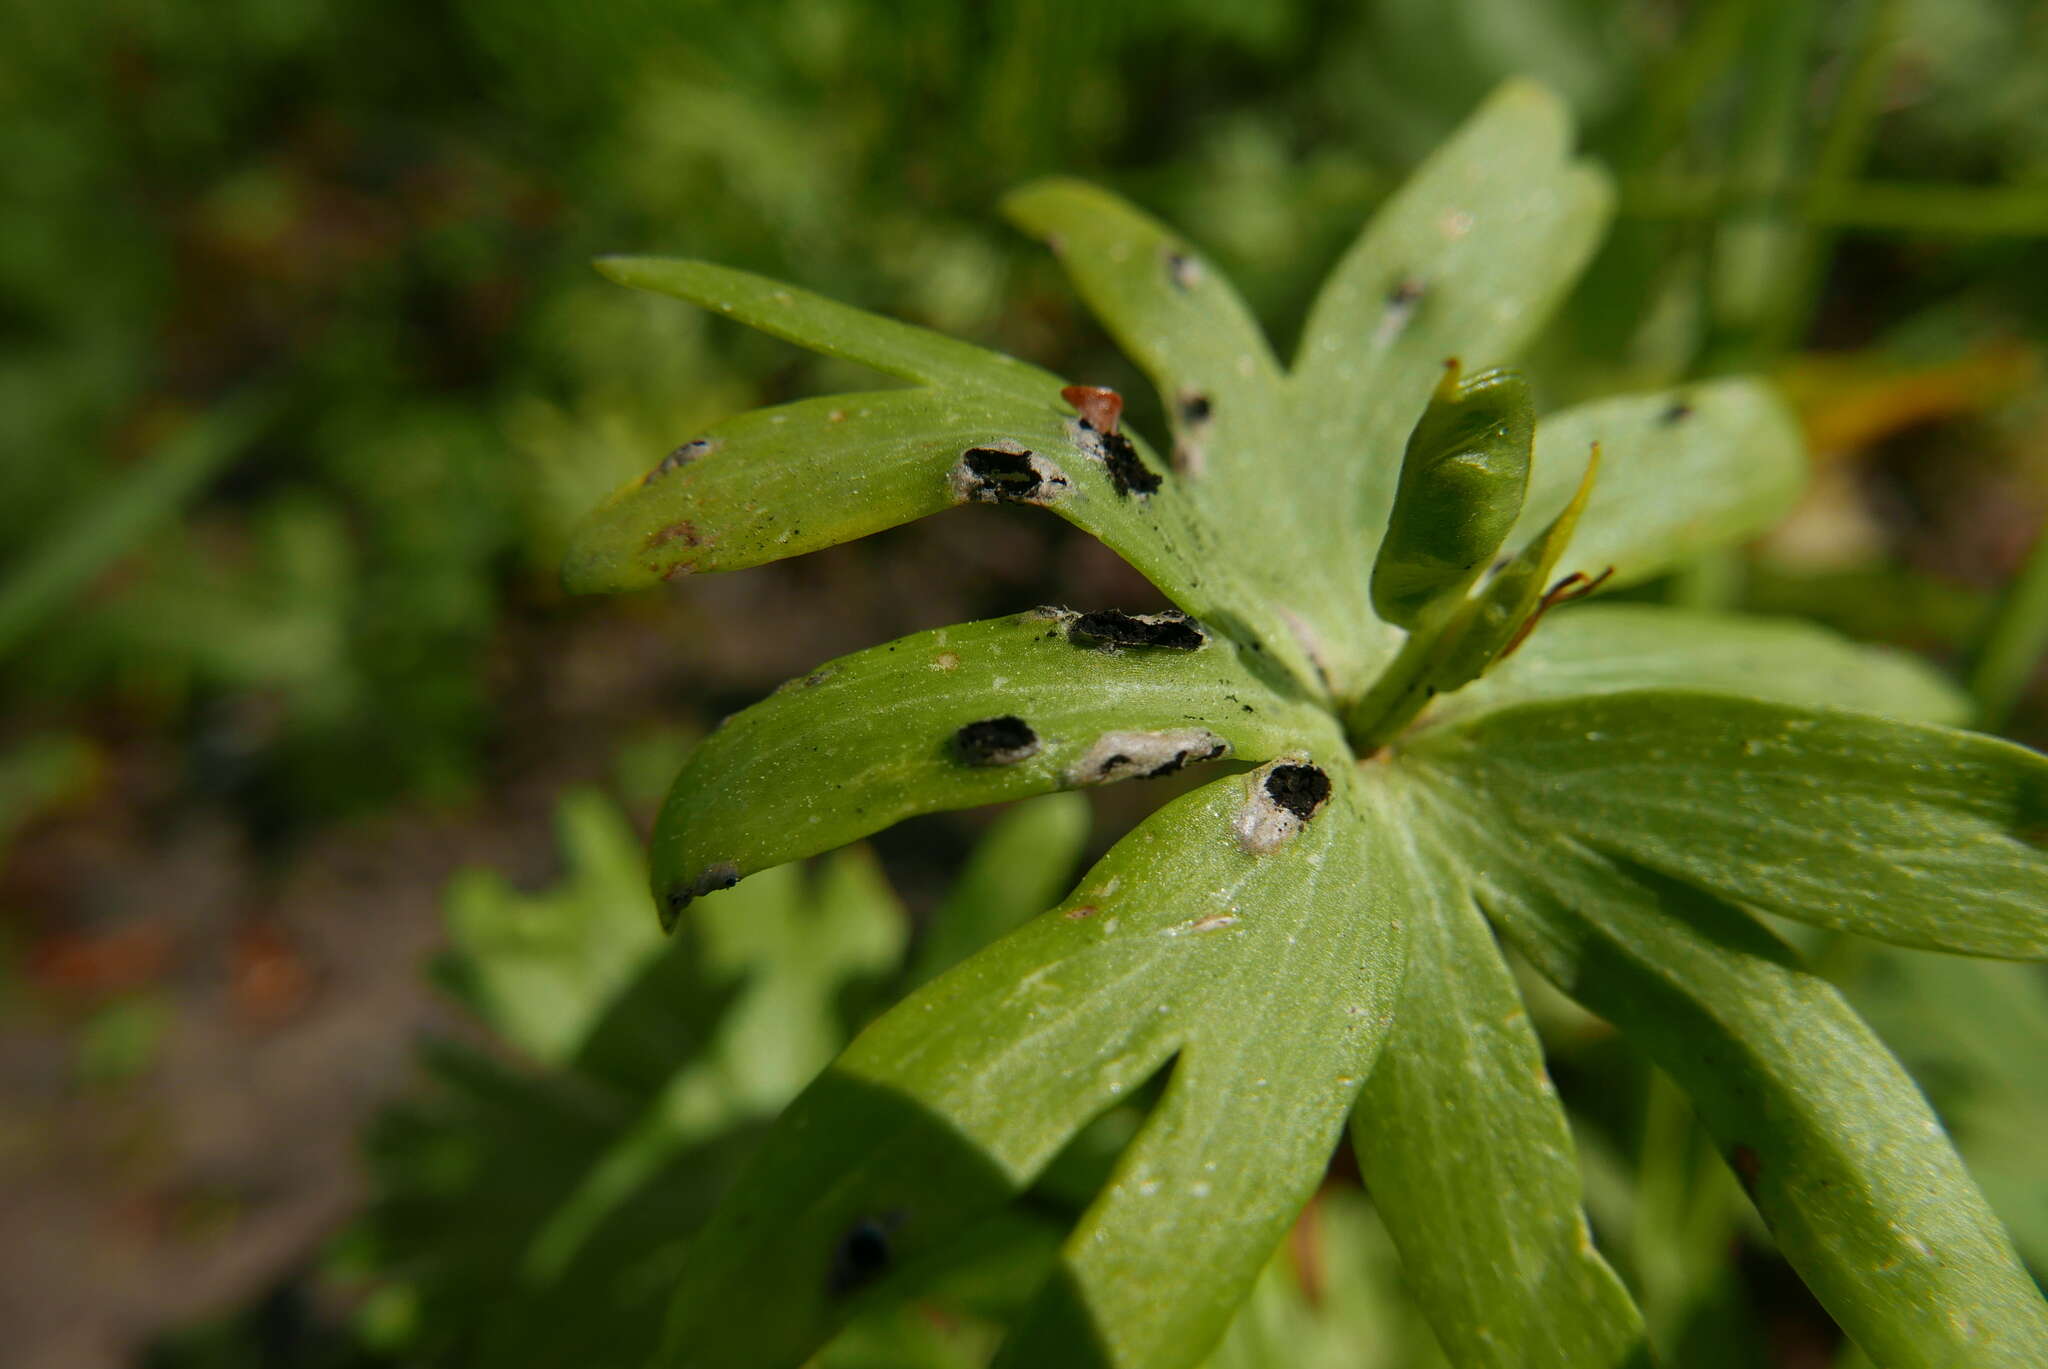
[1513,380,1806,590]
[1428,604,1968,731]
[561,388,1070,592]
[1411,777,2048,1367]
[1001,178,1283,420]
[595,256,1059,401]
[558,369,1328,696]
[909,792,1093,987]
[1286,82,1611,685]
[662,757,1403,1369]
[1347,782,1650,1369]
[649,610,1338,923]
[1408,691,2048,957]
[1839,950,2048,1270]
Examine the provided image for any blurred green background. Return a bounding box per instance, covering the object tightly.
[3,1,2047,1365]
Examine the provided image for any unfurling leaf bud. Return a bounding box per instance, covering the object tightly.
[1370,362,1534,628]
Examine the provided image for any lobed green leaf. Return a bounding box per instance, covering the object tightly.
[1347,783,1650,1369]
[1426,603,1969,731]
[1407,690,2048,958]
[1515,379,1805,591]
[1410,777,2048,1367]
[1286,81,1612,681]
[647,609,1337,925]
[662,758,1403,1369]
[594,256,1059,401]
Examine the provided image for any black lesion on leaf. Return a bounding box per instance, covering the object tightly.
[1068,609,1206,652]
[1178,392,1212,426]
[1164,249,1202,290]
[1140,738,1229,778]
[953,715,1041,766]
[828,1214,902,1296]
[1264,764,1332,821]
[1076,417,1163,496]
[1099,428,1161,496]
[957,446,1066,502]
[1661,399,1695,425]
[664,860,742,922]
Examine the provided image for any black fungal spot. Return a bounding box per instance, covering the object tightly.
[1068,609,1206,651]
[1264,764,1332,821]
[954,715,1040,766]
[959,446,1064,502]
[1387,276,1426,307]
[1099,429,1161,496]
[1141,739,1230,778]
[1178,392,1213,426]
[829,1216,899,1296]
[664,861,741,921]
[1165,250,1202,290]
[1661,400,1695,425]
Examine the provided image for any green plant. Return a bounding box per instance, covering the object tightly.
[355,788,1092,1367]
[561,84,2048,1367]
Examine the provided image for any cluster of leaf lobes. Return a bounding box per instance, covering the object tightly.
[565,83,2048,1369]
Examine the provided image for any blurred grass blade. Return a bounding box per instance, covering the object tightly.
[908,792,1092,987]
[1416,781,2048,1367]
[661,759,1402,1369]
[1428,603,1969,731]
[0,394,274,657]
[1513,379,1805,591]
[1409,690,2048,958]
[646,609,1337,926]
[1968,519,2048,729]
[1348,783,1650,1369]
[595,256,1059,401]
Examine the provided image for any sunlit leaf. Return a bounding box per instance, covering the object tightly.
[648,609,1337,924]
[1408,690,2048,957]
[1426,603,1969,730]
[662,759,1404,1369]
[1347,784,1650,1369]
[594,256,1059,400]
[1413,778,2048,1367]
[1516,379,1805,590]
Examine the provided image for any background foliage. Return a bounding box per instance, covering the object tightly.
[3,1,2047,1366]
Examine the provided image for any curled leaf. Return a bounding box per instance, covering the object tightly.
[1370,363,1534,629]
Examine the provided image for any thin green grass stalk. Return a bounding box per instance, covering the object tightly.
[0,394,275,657]
[1968,521,2048,729]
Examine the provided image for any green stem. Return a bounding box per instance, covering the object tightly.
[1756,0,1903,358]
[1343,599,1469,753]
[1967,519,2048,729]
